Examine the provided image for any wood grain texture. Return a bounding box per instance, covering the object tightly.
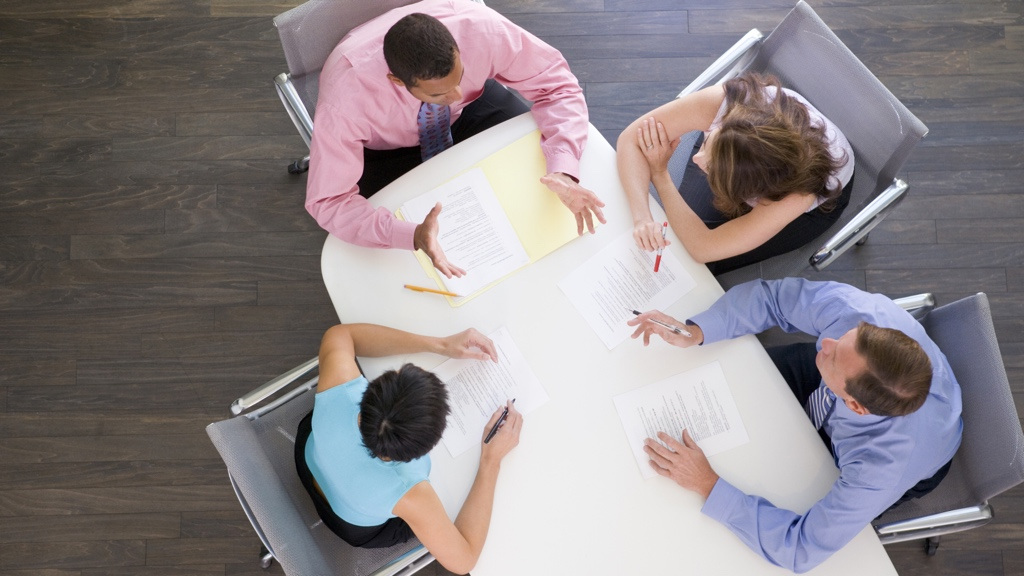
[2,0,1022,574]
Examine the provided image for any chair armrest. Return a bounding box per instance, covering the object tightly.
[370,546,435,576]
[810,178,910,270]
[678,29,764,97]
[875,503,993,544]
[231,357,319,415]
[274,72,315,147]
[892,293,936,320]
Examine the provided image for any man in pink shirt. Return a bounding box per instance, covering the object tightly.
[306,0,605,278]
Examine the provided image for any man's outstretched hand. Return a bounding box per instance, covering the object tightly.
[541,172,607,235]
[413,202,466,279]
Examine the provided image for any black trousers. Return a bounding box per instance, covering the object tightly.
[294,411,415,548]
[766,342,952,509]
[677,133,854,275]
[357,79,531,198]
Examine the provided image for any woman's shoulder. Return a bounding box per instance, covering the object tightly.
[316,374,369,402]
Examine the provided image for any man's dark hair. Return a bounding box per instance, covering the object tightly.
[383,13,459,87]
[846,322,933,417]
[359,363,450,462]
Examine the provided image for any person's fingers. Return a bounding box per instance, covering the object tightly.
[658,430,687,452]
[426,202,443,221]
[648,459,671,477]
[574,211,584,236]
[583,209,595,235]
[644,438,674,466]
[472,333,498,362]
[681,428,701,451]
[434,258,454,279]
[656,121,670,146]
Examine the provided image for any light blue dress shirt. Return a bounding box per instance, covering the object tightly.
[691,279,962,573]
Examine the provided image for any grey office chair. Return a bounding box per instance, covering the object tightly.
[273,0,486,174]
[873,293,1024,556]
[664,1,928,289]
[205,359,435,574]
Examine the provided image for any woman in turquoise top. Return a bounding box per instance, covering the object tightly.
[296,323,522,575]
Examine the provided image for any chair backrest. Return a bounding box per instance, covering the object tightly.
[274,0,421,117]
[874,293,1024,525]
[751,1,927,202]
[709,1,928,287]
[206,385,425,575]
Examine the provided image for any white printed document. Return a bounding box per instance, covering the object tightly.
[400,168,530,299]
[558,232,695,349]
[431,326,548,457]
[613,361,749,479]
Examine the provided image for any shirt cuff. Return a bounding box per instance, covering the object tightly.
[391,219,418,251]
[701,477,745,523]
[544,148,581,182]
[687,309,728,345]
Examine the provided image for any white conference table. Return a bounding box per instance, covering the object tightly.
[320,113,896,575]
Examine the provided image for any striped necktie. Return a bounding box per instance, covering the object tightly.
[806,384,837,430]
[417,102,453,161]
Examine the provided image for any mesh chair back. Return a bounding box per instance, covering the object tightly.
[207,385,424,575]
[273,0,419,118]
[874,293,1024,525]
[714,1,928,286]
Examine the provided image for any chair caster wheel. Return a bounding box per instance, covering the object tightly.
[287,160,309,174]
[925,536,940,556]
[259,545,275,569]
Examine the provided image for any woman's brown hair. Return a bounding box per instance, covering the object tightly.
[706,72,846,218]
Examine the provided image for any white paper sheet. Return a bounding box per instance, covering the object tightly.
[558,232,696,349]
[400,168,530,298]
[432,326,548,458]
[613,361,750,479]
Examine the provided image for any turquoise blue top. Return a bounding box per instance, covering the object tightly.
[305,375,431,526]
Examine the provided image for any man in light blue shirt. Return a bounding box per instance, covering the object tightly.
[628,279,962,573]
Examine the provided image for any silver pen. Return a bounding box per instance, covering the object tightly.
[631,309,693,337]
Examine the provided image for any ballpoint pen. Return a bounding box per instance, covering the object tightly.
[653,221,668,272]
[483,399,515,444]
[404,284,461,298]
[630,309,693,338]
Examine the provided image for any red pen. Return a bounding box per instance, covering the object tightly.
[653,221,668,272]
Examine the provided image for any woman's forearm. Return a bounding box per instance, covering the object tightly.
[450,459,501,571]
[651,170,718,263]
[616,127,657,226]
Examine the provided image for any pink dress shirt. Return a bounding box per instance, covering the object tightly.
[305,0,589,250]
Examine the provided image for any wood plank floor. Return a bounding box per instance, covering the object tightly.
[1,0,1021,574]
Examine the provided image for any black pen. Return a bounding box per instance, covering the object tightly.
[483,399,515,444]
[631,309,693,337]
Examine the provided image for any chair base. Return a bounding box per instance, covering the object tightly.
[288,156,310,174]
[259,544,274,569]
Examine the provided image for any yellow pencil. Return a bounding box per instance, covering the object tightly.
[403,284,461,298]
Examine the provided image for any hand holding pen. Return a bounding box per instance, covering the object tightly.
[627,309,703,348]
[480,399,522,466]
[484,398,515,443]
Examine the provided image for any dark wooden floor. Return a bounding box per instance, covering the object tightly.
[0,0,1020,574]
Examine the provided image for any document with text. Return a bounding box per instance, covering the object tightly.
[432,326,548,458]
[613,361,749,479]
[400,168,530,300]
[558,232,696,349]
